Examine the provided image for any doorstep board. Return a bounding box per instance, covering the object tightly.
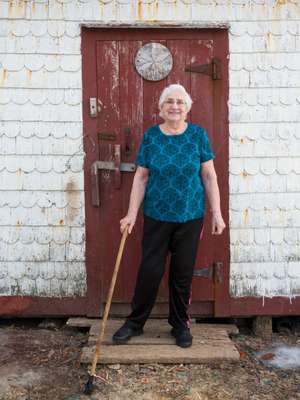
[69,319,240,364]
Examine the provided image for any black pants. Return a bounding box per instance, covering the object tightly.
[126,215,204,330]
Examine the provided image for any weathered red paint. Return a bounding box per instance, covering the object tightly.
[82,28,230,317]
[0,297,87,317]
[108,301,214,317]
[230,297,300,316]
[210,31,230,316]
[2,29,298,319]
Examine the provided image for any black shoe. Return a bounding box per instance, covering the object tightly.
[112,323,143,344]
[171,327,193,348]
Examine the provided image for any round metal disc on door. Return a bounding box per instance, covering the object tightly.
[134,42,173,81]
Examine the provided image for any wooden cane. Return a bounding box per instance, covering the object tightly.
[84,225,129,394]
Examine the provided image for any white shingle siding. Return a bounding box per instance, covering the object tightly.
[226,6,300,298]
[0,0,299,299]
[0,1,85,296]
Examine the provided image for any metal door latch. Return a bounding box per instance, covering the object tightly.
[91,144,136,207]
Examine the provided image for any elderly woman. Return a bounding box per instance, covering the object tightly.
[113,84,225,348]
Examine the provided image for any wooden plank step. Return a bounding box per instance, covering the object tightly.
[80,319,240,364]
[88,335,230,346]
[88,334,231,346]
[89,319,238,334]
[80,343,240,364]
[88,323,230,345]
[67,318,238,334]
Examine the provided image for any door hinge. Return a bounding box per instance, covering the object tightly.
[185,57,222,80]
[193,262,223,281]
[213,261,223,284]
[193,266,213,278]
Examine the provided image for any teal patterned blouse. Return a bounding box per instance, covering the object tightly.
[136,123,214,223]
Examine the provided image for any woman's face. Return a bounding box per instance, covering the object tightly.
[160,90,189,124]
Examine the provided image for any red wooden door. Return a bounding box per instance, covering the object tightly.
[82,29,229,317]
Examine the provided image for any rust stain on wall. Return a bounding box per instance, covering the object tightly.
[65,178,80,223]
[8,0,13,17]
[98,1,104,19]
[154,0,159,16]
[137,0,160,21]
[243,209,249,226]
[138,0,143,20]
[27,69,32,83]
[0,69,7,86]
[266,31,273,50]
[8,0,26,17]
[239,137,255,145]
[274,0,295,16]
[17,0,25,14]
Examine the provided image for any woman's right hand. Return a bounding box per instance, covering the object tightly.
[120,215,136,234]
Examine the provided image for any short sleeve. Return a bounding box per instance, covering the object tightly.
[136,131,149,168]
[200,129,215,163]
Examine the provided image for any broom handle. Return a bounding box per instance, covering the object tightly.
[90,225,129,375]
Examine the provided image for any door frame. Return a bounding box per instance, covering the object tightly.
[82,26,230,317]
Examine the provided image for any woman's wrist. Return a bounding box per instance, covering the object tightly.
[127,211,137,220]
[211,209,222,215]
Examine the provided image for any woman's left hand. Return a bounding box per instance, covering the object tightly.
[211,212,226,235]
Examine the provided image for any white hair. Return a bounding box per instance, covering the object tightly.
[158,84,193,117]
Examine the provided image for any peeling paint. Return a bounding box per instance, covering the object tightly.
[287,255,300,262]
[83,21,229,29]
[230,280,260,297]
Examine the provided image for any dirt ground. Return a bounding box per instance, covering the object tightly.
[0,318,299,400]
